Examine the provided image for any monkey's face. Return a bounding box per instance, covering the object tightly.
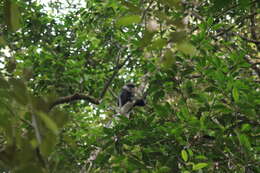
[129,86,136,93]
[123,83,136,93]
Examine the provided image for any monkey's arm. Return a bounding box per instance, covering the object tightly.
[134,99,145,106]
[118,90,132,107]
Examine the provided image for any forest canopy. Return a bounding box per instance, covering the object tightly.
[0,0,259,172]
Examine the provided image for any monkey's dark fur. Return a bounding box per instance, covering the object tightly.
[118,83,145,107]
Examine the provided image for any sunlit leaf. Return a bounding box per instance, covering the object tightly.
[116,15,141,27]
[232,87,239,102]
[241,124,251,132]
[187,149,193,157]
[237,133,251,150]
[181,149,188,162]
[195,155,207,160]
[192,163,208,170]
[158,166,171,173]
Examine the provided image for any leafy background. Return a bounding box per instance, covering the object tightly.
[0,0,259,172]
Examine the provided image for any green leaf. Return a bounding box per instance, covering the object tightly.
[140,30,155,48]
[160,49,175,69]
[6,58,16,73]
[119,0,141,13]
[0,77,9,89]
[170,31,186,43]
[237,133,251,150]
[232,87,239,102]
[195,155,207,160]
[116,15,141,27]
[38,112,59,135]
[0,35,6,45]
[158,166,171,173]
[181,149,188,162]
[127,157,146,169]
[158,0,181,9]
[176,41,198,56]
[9,78,28,105]
[207,17,214,26]
[239,0,250,8]
[184,81,193,94]
[150,38,167,49]
[241,124,251,132]
[187,149,193,157]
[40,132,57,157]
[192,163,208,170]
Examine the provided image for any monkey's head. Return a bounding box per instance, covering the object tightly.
[123,83,136,93]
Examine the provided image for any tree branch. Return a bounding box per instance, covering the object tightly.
[214,0,257,18]
[49,93,100,110]
[99,54,131,99]
[49,49,132,110]
[237,33,260,44]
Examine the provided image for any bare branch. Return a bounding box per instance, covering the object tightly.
[49,93,99,110]
[237,33,260,44]
[108,87,118,100]
[99,69,119,99]
[99,54,131,99]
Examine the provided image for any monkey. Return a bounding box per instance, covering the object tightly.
[105,83,145,128]
[118,83,145,108]
[113,83,146,153]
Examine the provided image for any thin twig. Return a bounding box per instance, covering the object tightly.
[99,54,131,99]
[244,55,260,77]
[236,33,260,44]
[108,87,118,100]
[141,0,154,22]
[215,0,257,18]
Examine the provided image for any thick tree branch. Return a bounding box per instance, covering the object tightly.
[49,93,100,110]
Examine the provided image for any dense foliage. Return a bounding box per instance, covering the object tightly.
[0,0,259,172]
